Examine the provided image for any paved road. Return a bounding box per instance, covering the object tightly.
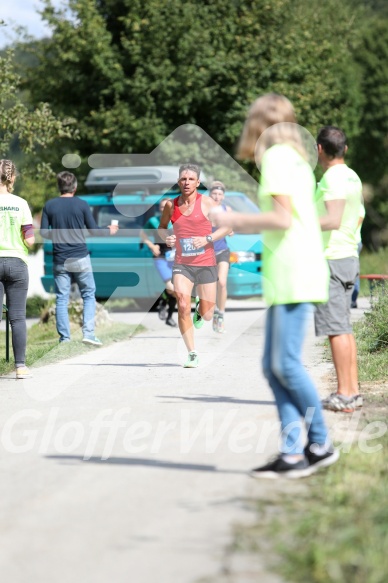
[0,299,368,582]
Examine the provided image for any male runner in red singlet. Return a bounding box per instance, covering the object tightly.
[158,164,231,368]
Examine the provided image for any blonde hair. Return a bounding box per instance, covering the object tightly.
[0,159,16,193]
[237,93,307,163]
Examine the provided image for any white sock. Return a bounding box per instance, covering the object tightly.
[282,454,304,464]
[309,443,333,455]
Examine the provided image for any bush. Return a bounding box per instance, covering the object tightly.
[26,295,50,318]
[357,289,388,352]
[40,299,112,327]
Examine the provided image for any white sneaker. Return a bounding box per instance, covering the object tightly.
[82,336,103,346]
[16,366,33,379]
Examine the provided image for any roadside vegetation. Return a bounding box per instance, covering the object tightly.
[269,288,388,583]
[356,247,388,381]
[0,298,141,377]
[359,247,388,295]
[227,420,387,583]
[224,260,388,583]
[355,290,388,381]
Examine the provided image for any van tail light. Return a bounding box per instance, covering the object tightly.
[229,251,255,264]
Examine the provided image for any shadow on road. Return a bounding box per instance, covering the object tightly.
[67,362,181,367]
[157,394,275,406]
[46,455,246,474]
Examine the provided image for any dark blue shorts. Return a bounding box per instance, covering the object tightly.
[216,249,230,264]
[154,258,174,283]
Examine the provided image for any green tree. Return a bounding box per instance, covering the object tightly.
[0,48,78,210]
[351,18,388,249]
[352,0,388,18]
[0,50,76,168]
[26,0,363,162]
[352,19,388,185]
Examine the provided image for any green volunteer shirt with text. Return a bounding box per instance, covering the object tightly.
[0,194,33,263]
[259,144,329,305]
[315,164,362,259]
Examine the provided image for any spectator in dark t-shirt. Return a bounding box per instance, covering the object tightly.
[40,171,118,345]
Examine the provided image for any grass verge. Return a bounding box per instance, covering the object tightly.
[222,404,388,583]
[272,414,388,583]
[219,290,388,583]
[354,289,388,382]
[0,319,142,376]
[359,247,388,295]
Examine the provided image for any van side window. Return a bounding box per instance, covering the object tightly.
[95,204,149,232]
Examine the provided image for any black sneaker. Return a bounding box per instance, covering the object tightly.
[193,295,204,329]
[304,444,339,470]
[250,455,313,479]
[165,316,177,327]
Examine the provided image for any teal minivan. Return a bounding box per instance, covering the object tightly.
[41,167,263,303]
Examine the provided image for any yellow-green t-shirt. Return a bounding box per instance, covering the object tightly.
[0,194,33,263]
[259,144,329,305]
[315,164,363,259]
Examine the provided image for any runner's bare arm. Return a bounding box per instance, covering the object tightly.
[226,206,234,236]
[140,228,161,256]
[203,196,232,240]
[157,200,176,247]
[210,195,292,233]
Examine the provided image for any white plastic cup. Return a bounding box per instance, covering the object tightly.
[111,219,119,226]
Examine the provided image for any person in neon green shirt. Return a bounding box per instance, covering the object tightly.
[314,126,363,413]
[0,159,35,379]
[212,93,337,479]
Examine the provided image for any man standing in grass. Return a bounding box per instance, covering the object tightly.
[158,164,231,368]
[314,126,363,412]
[40,171,118,345]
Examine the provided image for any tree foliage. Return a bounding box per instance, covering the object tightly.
[350,17,388,248]
[352,19,388,185]
[8,0,388,247]
[0,48,78,211]
[0,50,76,169]
[27,0,363,162]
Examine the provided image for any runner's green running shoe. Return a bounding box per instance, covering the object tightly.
[184,351,199,368]
[193,296,204,329]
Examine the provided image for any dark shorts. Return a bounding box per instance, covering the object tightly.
[315,257,359,336]
[172,264,218,285]
[215,249,230,264]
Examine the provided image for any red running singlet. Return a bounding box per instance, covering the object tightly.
[171,194,216,266]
